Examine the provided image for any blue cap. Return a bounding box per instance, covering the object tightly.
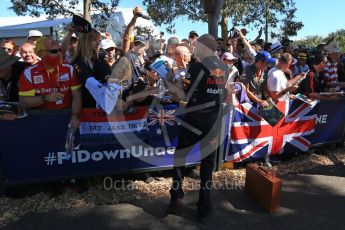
[255,51,276,64]
[134,35,146,45]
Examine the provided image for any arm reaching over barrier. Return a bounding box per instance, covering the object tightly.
[122,7,141,54]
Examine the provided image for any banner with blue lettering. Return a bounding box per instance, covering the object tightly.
[1,98,345,184]
[308,97,345,145]
[0,105,202,184]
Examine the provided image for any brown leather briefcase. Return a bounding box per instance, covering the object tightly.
[245,163,282,213]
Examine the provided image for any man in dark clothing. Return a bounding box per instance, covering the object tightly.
[299,53,337,100]
[166,34,229,223]
[0,49,29,120]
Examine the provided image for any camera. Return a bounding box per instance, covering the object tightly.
[232,31,240,39]
[229,27,240,39]
[72,14,92,33]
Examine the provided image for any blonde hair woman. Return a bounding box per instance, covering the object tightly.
[72,29,112,108]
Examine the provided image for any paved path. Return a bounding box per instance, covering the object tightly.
[3,164,345,230]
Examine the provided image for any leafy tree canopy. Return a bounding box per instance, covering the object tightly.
[142,0,303,40]
[294,29,345,52]
[9,0,119,19]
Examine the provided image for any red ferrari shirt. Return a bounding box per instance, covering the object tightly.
[19,61,81,109]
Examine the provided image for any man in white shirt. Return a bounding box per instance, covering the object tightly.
[267,53,305,101]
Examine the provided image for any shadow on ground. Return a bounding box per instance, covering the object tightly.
[3,164,345,230]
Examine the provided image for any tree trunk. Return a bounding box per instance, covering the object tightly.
[220,15,228,41]
[264,2,268,42]
[208,0,223,37]
[220,15,228,50]
[84,0,92,23]
[265,19,268,42]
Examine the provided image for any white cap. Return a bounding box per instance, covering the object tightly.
[71,33,78,39]
[99,39,116,50]
[222,52,238,61]
[28,30,43,38]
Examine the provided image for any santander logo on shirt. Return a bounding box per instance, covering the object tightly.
[35,86,70,94]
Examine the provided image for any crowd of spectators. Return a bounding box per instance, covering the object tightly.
[1,6,345,166]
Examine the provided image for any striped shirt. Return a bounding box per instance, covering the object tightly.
[324,62,338,84]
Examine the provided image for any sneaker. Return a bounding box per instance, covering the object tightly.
[263,156,272,168]
[264,160,272,168]
[166,199,184,215]
[185,168,200,179]
[145,173,154,183]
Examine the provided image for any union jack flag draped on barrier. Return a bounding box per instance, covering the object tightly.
[225,100,318,162]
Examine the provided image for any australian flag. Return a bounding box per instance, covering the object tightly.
[225,100,318,162]
[148,103,182,148]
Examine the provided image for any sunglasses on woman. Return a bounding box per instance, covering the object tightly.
[2,47,13,53]
[106,47,116,52]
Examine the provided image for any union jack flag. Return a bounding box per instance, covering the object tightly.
[225,100,317,162]
[148,109,176,127]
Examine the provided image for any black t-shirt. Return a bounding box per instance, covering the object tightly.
[299,66,325,95]
[73,53,111,108]
[185,56,229,115]
[337,62,345,82]
[0,61,29,102]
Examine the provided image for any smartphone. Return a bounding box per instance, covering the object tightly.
[294,70,309,86]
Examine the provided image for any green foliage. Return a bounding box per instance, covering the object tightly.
[236,0,303,41]
[326,29,345,52]
[294,35,324,49]
[294,30,345,52]
[9,0,119,19]
[135,25,155,38]
[142,0,206,34]
[142,0,303,40]
[276,7,303,40]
